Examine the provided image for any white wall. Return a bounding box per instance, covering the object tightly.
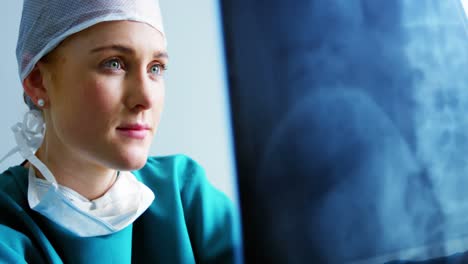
[0,1,238,201]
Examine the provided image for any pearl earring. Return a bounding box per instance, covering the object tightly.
[38,99,45,107]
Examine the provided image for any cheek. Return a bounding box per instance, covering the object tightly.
[81,79,121,113]
[61,78,121,137]
[152,85,165,122]
[157,86,165,108]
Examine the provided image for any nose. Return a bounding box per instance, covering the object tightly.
[125,69,158,112]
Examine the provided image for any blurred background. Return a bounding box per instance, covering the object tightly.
[0,1,238,201]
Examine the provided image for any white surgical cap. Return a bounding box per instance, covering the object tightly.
[16,0,166,82]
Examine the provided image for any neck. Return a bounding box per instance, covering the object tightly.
[26,147,118,201]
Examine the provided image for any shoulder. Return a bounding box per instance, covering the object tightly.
[136,155,231,207]
[133,154,233,217]
[133,154,208,193]
[0,168,49,263]
[0,224,45,263]
[0,166,22,190]
[0,166,28,208]
[139,154,204,175]
[135,155,241,262]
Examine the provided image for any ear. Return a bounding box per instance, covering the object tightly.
[23,64,50,108]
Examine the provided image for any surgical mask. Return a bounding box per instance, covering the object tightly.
[1,110,155,237]
[28,166,154,237]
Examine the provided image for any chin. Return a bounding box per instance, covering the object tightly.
[120,160,147,171]
[110,149,149,171]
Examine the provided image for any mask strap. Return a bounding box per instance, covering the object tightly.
[0,110,57,185]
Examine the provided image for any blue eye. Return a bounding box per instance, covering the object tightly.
[150,63,166,76]
[103,59,122,70]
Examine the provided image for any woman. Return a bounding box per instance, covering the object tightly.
[0,0,240,263]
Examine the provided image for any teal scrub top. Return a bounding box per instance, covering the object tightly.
[0,155,241,263]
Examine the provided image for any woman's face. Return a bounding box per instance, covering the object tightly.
[39,21,167,171]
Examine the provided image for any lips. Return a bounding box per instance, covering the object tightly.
[116,123,151,139]
[117,124,151,130]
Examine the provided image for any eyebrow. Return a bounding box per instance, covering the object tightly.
[90,44,169,59]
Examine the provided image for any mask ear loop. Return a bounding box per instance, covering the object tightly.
[0,110,57,186]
